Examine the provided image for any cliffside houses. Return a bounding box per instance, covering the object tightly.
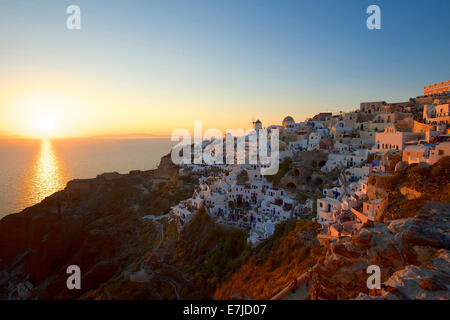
[170,166,298,243]
[402,142,450,165]
[423,103,450,125]
[321,149,368,172]
[374,124,420,151]
[170,83,450,243]
[171,200,196,227]
[316,197,341,226]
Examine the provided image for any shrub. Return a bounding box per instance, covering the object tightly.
[388,154,402,172]
[266,158,291,185]
[215,220,325,299]
[378,174,402,191]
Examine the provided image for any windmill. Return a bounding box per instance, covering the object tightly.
[249,115,262,131]
[248,115,257,128]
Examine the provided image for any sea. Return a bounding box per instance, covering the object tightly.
[0,138,175,217]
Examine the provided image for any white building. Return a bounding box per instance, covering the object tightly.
[374,124,418,151]
[289,139,308,151]
[322,186,344,199]
[316,197,341,226]
[403,142,450,165]
[254,120,263,131]
[171,200,195,225]
[428,142,450,164]
[308,132,322,150]
[363,199,383,221]
[423,103,450,125]
[402,145,432,164]
[334,142,349,153]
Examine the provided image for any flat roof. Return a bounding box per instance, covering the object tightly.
[319,197,341,205]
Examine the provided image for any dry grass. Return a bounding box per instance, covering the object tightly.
[214,221,325,300]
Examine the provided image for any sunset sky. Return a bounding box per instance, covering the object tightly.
[0,0,449,138]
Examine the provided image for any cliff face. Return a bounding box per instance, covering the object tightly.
[1,154,449,300]
[215,221,325,300]
[215,201,449,300]
[0,154,254,300]
[214,160,450,300]
[369,157,450,222]
[309,201,450,300]
[0,154,196,299]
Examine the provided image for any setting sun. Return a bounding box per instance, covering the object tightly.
[1,94,91,138]
[35,116,56,133]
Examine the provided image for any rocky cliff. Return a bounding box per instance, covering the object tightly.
[1,154,449,300]
[308,201,449,299]
[214,159,450,300]
[0,154,197,299]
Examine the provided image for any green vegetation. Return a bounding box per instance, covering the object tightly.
[237,170,249,184]
[388,154,402,172]
[156,181,166,189]
[280,135,297,143]
[296,193,307,203]
[215,220,325,299]
[366,153,375,164]
[168,209,326,299]
[404,157,450,194]
[371,156,450,195]
[179,175,199,184]
[370,156,450,221]
[266,158,291,185]
[377,173,403,191]
[170,208,251,296]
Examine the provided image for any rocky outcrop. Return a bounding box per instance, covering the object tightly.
[292,150,328,169]
[308,201,450,300]
[366,183,389,201]
[400,186,423,200]
[1,149,448,300]
[153,154,178,179]
[394,161,408,173]
[356,249,450,300]
[402,202,450,249]
[0,157,194,300]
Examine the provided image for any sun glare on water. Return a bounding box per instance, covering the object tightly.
[22,138,68,209]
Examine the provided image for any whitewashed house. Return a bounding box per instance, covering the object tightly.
[316,197,341,226]
[307,132,322,150]
[374,124,419,151]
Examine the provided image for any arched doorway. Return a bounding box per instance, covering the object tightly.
[287,182,297,189]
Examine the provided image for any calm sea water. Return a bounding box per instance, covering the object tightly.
[0,138,175,217]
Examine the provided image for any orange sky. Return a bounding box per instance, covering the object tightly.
[2,2,445,139]
[0,69,320,139]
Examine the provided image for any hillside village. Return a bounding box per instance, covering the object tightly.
[1,80,449,301]
[169,80,450,246]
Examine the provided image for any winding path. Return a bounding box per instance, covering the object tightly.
[271,267,316,300]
